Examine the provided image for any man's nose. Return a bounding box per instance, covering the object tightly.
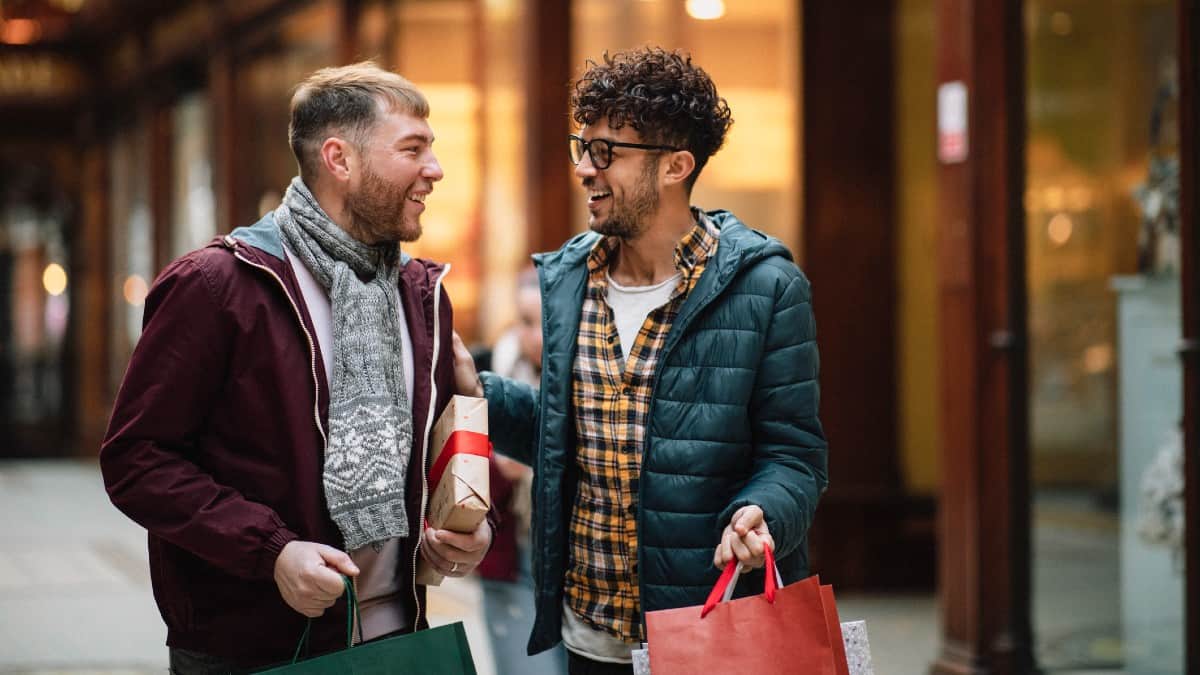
[424,154,444,181]
[574,152,598,179]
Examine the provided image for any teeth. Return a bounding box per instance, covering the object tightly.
[588,190,611,201]
[408,193,426,203]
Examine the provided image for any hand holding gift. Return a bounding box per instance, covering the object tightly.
[422,518,491,579]
[417,395,492,585]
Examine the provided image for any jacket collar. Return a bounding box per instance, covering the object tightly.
[225,211,446,296]
[535,208,792,288]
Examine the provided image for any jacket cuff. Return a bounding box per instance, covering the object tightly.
[484,503,501,555]
[255,526,300,579]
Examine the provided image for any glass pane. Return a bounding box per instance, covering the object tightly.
[571,0,801,254]
[171,92,216,258]
[234,1,338,227]
[478,0,531,344]
[0,155,72,455]
[109,125,153,397]
[392,0,484,341]
[1026,1,1183,672]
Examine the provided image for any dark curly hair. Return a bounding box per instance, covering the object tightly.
[571,47,733,190]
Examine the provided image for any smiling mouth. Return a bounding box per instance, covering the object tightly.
[588,189,612,204]
[408,193,427,204]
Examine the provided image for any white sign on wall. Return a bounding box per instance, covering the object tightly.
[938,81,969,164]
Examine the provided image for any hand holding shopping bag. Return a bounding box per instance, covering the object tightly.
[255,576,477,674]
[644,545,850,675]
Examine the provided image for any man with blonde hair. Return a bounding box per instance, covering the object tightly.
[102,61,490,672]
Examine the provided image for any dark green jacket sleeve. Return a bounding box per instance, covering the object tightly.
[480,371,540,466]
[719,265,828,559]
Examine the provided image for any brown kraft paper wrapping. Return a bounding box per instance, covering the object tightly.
[417,395,490,586]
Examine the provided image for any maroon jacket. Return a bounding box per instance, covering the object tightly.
[101,214,455,668]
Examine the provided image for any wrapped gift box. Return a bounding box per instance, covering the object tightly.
[416,395,491,586]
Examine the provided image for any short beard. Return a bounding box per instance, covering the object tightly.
[590,155,660,239]
[345,161,421,245]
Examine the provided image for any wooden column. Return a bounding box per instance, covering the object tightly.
[73,119,113,457]
[801,1,935,590]
[150,104,174,273]
[932,1,1032,673]
[209,37,238,234]
[525,0,572,254]
[336,0,362,65]
[1179,2,1199,673]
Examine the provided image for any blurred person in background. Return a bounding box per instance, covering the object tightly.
[475,265,568,675]
[453,47,828,675]
[100,62,490,673]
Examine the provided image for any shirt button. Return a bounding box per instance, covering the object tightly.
[622,386,632,396]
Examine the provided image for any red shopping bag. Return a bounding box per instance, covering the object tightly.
[821,583,850,675]
[645,546,849,675]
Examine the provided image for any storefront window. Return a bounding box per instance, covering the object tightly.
[0,155,72,455]
[477,0,530,344]
[234,1,338,227]
[171,92,216,259]
[108,125,153,396]
[1026,1,1182,671]
[391,0,485,340]
[571,0,801,254]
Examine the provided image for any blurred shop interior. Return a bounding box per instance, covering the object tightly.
[0,0,1195,673]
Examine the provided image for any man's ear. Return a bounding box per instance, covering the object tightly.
[319,137,357,185]
[662,150,696,188]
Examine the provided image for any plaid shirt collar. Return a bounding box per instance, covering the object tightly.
[585,207,720,282]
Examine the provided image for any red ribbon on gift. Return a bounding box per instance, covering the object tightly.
[428,430,492,488]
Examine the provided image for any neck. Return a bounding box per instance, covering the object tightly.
[610,199,695,286]
[309,178,377,245]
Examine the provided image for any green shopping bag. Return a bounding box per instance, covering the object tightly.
[256,576,477,674]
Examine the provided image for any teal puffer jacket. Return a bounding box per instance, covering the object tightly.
[481,210,828,655]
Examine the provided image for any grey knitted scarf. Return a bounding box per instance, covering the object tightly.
[275,177,412,551]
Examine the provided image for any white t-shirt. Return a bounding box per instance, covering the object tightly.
[286,243,415,641]
[605,270,681,367]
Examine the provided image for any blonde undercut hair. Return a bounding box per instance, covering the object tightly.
[288,61,430,180]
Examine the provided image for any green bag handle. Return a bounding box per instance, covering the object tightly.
[290,575,363,664]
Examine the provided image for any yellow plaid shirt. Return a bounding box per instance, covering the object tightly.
[565,209,719,642]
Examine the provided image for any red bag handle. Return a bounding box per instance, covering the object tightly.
[700,544,779,618]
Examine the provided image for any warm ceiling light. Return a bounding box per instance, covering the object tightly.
[686,0,725,21]
[1047,213,1073,246]
[124,274,150,306]
[1,19,43,45]
[1050,11,1073,36]
[43,263,68,296]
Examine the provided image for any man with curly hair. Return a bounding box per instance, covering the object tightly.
[454,47,827,674]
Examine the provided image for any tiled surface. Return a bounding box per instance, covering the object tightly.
[0,460,494,675]
[836,593,937,675]
[5,460,1167,675]
[0,460,163,674]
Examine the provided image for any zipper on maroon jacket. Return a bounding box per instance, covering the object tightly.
[225,236,328,447]
[411,263,451,630]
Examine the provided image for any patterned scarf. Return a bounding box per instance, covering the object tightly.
[275,176,412,551]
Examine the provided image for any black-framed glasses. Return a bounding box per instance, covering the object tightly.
[568,134,680,170]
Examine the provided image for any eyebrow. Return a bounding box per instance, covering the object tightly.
[394,133,433,146]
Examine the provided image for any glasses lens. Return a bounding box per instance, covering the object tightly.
[569,137,585,165]
[591,139,612,169]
